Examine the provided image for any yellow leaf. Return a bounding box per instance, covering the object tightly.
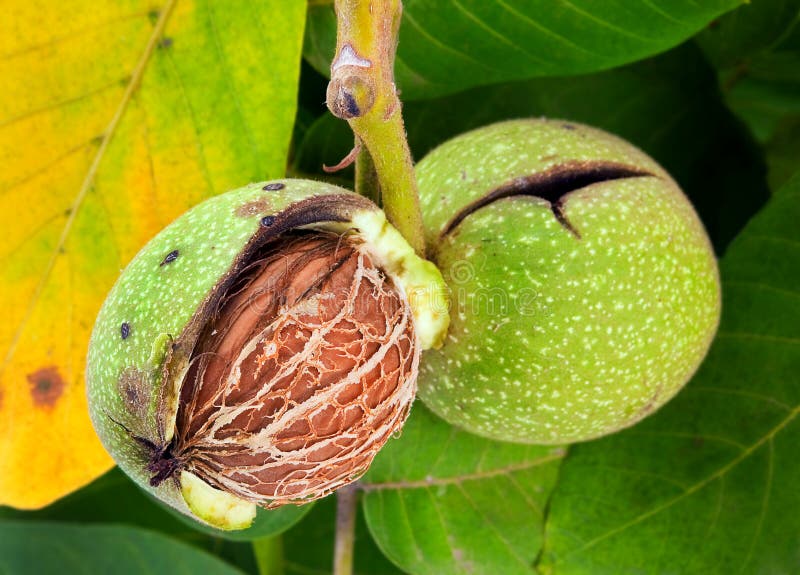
[0,0,307,509]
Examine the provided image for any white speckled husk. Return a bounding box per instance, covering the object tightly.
[416,119,721,444]
[85,180,380,523]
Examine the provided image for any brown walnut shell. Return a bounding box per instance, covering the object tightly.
[87,181,448,530]
[174,232,418,507]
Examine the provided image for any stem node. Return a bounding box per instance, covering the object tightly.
[328,0,426,257]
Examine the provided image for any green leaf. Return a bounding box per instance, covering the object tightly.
[538,172,800,574]
[0,467,312,543]
[0,469,264,572]
[360,405,564,575]
[697,0,800,69]
[281,494,404,575]
[763,118,800,192]
[295,45,768,252]
[697,0,800,190]
[0,468,187,532]
[0,0,307,508]
[292,113,354,181]
[304,0,744,99]
[0,521,244,574]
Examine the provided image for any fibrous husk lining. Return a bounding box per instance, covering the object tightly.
[173,232,418,507]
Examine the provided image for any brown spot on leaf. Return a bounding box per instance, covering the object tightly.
[27,366,65,408]
[451,545,475,573]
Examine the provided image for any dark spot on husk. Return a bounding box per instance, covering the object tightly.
[121,322,131,339]
[146,440,184,486]
[106,414,183,486]
[441,161,654,239]
[159,37,173,49]
[263,182,285,191]
[636,383,664,419]
[562,123,577,130]
[117,367,149,419]
[27,366,65,408]
[236,199,269,217]
[160,250,179,266]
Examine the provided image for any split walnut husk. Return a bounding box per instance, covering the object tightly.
[173,232,417,506]
[86,180,449,531]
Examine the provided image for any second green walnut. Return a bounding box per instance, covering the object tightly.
[415,119,721,444]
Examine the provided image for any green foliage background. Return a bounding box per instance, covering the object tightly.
[3,0,800,573]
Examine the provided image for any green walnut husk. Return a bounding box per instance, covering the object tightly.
[415,119,721,444]
[86,180,448,532]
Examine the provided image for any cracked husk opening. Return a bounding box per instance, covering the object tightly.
[170,231,419,522]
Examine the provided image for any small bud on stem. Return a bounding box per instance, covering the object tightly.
[327,0,426,257]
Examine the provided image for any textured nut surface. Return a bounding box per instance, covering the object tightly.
[173,232,418,506]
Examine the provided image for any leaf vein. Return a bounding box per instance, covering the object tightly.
[0,78,125,129]
[454,482,533,569]
[562,402,799,557]
[402,12,495,70]
[739,438,774,573]
[449,0,549,65]
[362,450,565,491]
[492,0,592,54]
[557,0,653,43]
[0,0,178,380]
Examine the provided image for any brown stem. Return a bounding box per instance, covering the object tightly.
[333,482,359,575]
